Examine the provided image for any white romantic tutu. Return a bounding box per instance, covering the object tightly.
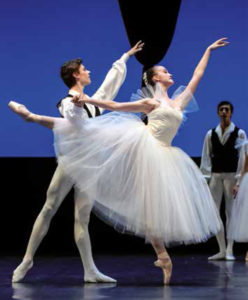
[228,141,248,242]
[227,173,248,242]
[54,111,220,246]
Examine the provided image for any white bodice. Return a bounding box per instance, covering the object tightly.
[147,104,183,146]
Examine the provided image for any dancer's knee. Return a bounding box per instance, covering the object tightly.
[74,218,89,243]
[75,208,91,227]
[40,200,60,219]
[75,202,92,224]
[44,186,64,216]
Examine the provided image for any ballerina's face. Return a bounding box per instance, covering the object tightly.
[74,64,91,86]
[153,66,174,87]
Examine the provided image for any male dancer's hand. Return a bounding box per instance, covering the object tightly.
[71,94,85,107]
[127,40,144,56]
[233,184,239,198]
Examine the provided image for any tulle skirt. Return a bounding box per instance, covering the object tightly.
[54,112,220,246]
[228,173,248,242]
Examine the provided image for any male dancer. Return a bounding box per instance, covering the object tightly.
[200,101,246,260]
[12,41,144,283]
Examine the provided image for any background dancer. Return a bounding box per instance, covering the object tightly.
[201,101,246,260]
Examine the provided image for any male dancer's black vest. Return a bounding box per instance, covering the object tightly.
[211,126,239,173]
[56,94,101,118]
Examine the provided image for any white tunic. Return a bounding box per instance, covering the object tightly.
[59,53,129,120]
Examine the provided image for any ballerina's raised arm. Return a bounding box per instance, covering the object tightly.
[174,38,229,110]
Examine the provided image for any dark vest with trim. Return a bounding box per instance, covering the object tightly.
[211,126,239,173]
[56,94,101,118]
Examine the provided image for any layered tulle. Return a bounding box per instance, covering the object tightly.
[228,173,248,242]
[54,111,220,246]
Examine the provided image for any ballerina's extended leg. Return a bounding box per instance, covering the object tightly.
[8,101,56,129]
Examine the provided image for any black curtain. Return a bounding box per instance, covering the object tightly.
[118,0,181,72]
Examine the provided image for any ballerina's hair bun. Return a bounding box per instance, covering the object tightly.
[142,67,156,87]
[142,72,148,86]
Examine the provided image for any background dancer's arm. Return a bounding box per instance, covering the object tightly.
[234,142,248,196]
[234,154,248,197]
[244,155,248,173]
[175,38,229,109]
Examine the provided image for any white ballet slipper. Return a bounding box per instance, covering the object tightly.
[84,270,117,283]
[12,260,33,283]
[208,251,226,261]
[225,254,236,261]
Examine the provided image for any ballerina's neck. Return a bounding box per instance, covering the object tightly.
[160,97,176,107]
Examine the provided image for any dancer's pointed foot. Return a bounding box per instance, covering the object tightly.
[245,251,248,262]
[84,270,117,283]
[154,257,172,285]
[12,259,33,283]
[8,101,34,122]
[208,251,226,261]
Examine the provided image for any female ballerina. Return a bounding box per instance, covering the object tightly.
[9,38,228,284]
[228,141,248,261]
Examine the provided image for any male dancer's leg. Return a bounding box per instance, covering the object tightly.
[208,173,226,260]
[74,188,116,282]
[12,166,73,282]
[223,173,236,260]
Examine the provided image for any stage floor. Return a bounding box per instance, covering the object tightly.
[1,255,247,300]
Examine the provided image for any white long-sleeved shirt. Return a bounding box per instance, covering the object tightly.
[200,122,247,179]
[59,53,129,121]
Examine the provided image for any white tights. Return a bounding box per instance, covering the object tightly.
[209,173,236,255]
[15,165,109,281]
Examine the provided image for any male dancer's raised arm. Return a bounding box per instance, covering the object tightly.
[60,41,144,120]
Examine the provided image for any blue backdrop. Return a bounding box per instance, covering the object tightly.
[1,0,247,156]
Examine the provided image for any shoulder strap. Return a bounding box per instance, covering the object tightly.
[56,94,93,118]
[83,103,93,118]
[56,94,73,109]
[234,126,239,134]
[230,126,240,140]
[95,106,101,117]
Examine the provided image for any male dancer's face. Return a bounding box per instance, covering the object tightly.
[218,105,232,122]
[74,64,91,86]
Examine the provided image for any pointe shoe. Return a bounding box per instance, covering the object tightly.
[245,252,248,262]
[12,260,33,283]
[8,101,33,121]
[154,258,172,285]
